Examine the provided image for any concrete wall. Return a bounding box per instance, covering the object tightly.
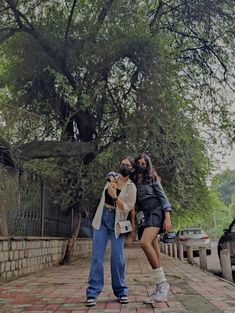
[0,237,92,282]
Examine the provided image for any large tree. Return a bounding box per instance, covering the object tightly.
[0,0,234,158]
[0,0,235,259]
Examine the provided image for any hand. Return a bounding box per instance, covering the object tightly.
[108,182,117,199]
[131,227,136,241]
[109,181,117,189]
[163,213,171,233]
[125,232,133,246]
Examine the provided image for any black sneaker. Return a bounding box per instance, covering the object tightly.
[118,295,129,304]
[86,298,96,307]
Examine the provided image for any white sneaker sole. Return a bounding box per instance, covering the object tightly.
[155,298,168,302]
[86,299,96,307]
[144,300,155,304]
[86,303,96,307]
[144,297,168,304]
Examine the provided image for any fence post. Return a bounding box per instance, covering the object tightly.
[165,243,169,255]
[199,247,207,270]
[187,245,194,265]
[220,249,233,282]
[178,244,184,260]
[40,179,45,237]
[169,243,173,257]
[173,243,178,259]
[71,208,74,233]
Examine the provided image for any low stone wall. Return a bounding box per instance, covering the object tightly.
[0,237,92,282]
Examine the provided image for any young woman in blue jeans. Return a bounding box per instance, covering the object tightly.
[86,156,136,307]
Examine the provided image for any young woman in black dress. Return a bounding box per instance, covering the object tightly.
[135,153,172,304]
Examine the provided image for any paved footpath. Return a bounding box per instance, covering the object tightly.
[0,243,235,313]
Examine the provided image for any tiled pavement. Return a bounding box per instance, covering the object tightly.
[0,243,235,313]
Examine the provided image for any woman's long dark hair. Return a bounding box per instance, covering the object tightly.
[134,153,159,183]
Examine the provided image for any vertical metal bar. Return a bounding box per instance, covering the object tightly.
[40,178,45,237]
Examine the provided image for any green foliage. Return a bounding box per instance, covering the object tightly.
[171,187,233,238]
[212,170,235,206]
[208,170,235,237]
[208,190,228,237]
[0,0,234,222]
[229,193,235,218]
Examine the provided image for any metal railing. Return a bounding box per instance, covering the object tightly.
[7,173,74,237]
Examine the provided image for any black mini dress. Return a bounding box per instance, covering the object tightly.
[136,178,171,238]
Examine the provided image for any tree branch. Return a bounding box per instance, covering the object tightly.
[64,0,77,60]
[6,0,24,28]
[87,0,114,41]
[5,0,77,89]
[98,134,126,154]
[13,140,97,161]
[149,0,164,30]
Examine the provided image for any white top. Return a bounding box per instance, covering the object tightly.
[92,177,137,238]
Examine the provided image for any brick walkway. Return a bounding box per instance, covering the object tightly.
[0,243,235,313]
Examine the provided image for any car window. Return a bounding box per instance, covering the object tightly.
[182,229,203,235]
[230,221,235,233]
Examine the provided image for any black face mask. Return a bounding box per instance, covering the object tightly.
[135,164,147,174]
[119,166,132,177]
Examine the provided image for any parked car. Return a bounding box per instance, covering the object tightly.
[162,231,176,243]
[159,233,164,242]
[175,228,211,257]
[217,218,235,266]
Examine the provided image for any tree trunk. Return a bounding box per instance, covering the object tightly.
[60,209,81,265]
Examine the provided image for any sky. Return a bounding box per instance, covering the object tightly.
[221,99,235,171]
[217,148,235,171]
[212,91,235,172]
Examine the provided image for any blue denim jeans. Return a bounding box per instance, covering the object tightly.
[86,208,128,299]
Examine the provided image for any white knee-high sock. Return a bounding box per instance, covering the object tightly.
[152,267,166,284]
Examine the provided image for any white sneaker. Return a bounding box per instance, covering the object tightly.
[86,298,96,306]
[144,283,158,304]
[154,281,170,302]
[144,292,158,304]
[118,295,129,304]
[144,282,169,304]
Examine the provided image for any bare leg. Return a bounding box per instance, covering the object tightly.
[140,227,160,269]
[152,237,161,267]
[141,229,170,304]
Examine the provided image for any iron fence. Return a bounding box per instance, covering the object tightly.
[7,173,74,237]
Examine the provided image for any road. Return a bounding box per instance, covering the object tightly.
[194,240,235,283]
